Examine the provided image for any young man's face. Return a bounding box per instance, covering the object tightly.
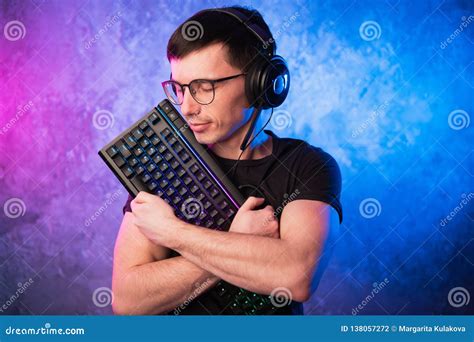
[170,42,253,146]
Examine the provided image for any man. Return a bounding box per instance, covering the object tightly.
[112,5,342,315]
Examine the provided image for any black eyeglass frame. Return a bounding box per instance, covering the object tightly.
[161,73,246,105]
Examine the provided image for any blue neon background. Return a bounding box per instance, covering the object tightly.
[0,0,472,314]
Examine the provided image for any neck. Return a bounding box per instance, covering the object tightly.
[209,109,272,160]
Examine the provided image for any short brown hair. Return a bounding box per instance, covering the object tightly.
[166,5,274,72]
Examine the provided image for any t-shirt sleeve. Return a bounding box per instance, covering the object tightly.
[122,194,134,215]
[294,144,343,223]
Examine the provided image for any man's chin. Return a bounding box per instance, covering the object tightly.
[193,132,215,145]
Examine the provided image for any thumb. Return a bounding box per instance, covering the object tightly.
[240,196,265,211]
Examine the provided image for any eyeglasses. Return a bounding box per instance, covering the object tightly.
[161,73,246,105]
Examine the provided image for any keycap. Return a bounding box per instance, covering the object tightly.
[139,121,148,130]
[162,102,172,113]
[168,136,177,145]
[167,111,178,121]
[174,117,184,128]
[176,167,186,177]
[174,143,184,153]
[121,165,134,178]
[179,152,190,163]
[189,163,199,173]
[153,171,162,180]
[203,180,212,189]
[148,181,158,191]
[162,128,172,138]
[145,128,154,138]
[151,136,160,145]
[209,187,219,198]
[113,155,125,167]
[147,163,156,172]
[220,200,229,209]
[140,138,150,148]
[170,159,180,169]
[196,171,205,181]
[146,147,157,156]
[148,112,160,124]
[159,179,169,188]
[124,134,137,147]
[153,154,162,164]
[119,145,131,159]
[133,147,144,157]
[132,128,143,139]
[107,145,118,157]
[141,173,151,183]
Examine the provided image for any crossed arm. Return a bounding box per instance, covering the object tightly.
[112,197,339,314]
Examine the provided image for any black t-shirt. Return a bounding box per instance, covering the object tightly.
[122,129,343,314]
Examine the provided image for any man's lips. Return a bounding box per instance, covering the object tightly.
[188,122,211,132]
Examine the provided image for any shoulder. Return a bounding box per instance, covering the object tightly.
[274,133,341,178]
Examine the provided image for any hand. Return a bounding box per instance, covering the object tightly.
[229,197,279,238]
[130,191,179,245]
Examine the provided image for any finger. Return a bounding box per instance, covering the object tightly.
[134,191,153,203]
[240,196,265,211]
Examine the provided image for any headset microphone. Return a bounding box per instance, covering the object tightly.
[239,106,262,151]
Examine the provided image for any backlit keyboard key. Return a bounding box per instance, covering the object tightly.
[107,146,118,157]
[132,128,143,139]
[113,155,125,167]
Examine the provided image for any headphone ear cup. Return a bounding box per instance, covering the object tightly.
[260,55,290,108]
[244,58,266,107]
[245,56,290,109]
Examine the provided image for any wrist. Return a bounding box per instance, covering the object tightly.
[164,218,191,250]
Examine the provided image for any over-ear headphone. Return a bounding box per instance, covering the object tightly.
[199,8,290,109]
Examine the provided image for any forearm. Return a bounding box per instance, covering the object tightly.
[167,222,302,296]
[113,256,220,315]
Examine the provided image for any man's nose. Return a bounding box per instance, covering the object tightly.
[180,88,201,119]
